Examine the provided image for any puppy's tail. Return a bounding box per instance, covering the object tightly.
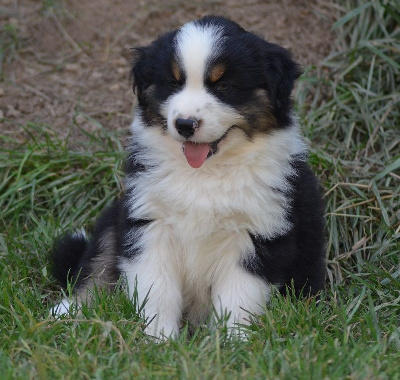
[51,229,87,289]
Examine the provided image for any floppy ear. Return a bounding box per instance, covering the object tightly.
[130,46,152,99]
[261,43,302,127]
[130,30,177,104]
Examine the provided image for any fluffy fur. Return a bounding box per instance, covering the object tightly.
[51,16,326,339]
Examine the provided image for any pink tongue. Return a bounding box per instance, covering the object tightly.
[183,142,210,168]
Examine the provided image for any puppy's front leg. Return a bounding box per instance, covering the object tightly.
[121,224,182,340]
[212,263,270,334]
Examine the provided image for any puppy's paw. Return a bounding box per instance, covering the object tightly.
[144,318,179,342]
[50,298,78,317]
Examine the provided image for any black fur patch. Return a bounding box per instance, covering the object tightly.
[243,159,326,296]
[51,232,87,289]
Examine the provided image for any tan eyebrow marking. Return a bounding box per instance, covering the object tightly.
[171,61,181,81]
[209,64,226,83]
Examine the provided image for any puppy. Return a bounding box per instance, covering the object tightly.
[51,16,326,339]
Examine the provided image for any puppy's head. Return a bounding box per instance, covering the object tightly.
[131,16,302,168]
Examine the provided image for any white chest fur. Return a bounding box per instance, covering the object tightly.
[127,116,306,236]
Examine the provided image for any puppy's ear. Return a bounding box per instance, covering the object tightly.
[261,43,302,127]
[130,30,177,103]
[130,46,151,98]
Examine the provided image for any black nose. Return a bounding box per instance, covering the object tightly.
[175,118,198,138]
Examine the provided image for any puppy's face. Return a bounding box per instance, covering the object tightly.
[131,16,301,168]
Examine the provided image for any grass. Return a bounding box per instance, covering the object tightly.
[1,0,400,378]
[296,0,400,290]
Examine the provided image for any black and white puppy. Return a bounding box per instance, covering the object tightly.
[52,16,326,339]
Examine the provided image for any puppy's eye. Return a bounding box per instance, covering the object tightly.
[216,83,230,92]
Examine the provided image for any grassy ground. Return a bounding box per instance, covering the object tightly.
[1,0,399,378]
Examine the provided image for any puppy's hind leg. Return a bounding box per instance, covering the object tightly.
[51,202,122,315]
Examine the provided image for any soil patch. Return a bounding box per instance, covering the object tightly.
[0,0,334,142]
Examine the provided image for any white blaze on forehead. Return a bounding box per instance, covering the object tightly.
[175,22,224,88]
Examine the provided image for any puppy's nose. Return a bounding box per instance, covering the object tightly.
[175,118,199,138]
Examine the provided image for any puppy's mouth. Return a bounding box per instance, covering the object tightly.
[182,127,234,169]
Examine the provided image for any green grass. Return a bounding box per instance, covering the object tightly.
[1,0,400,378]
